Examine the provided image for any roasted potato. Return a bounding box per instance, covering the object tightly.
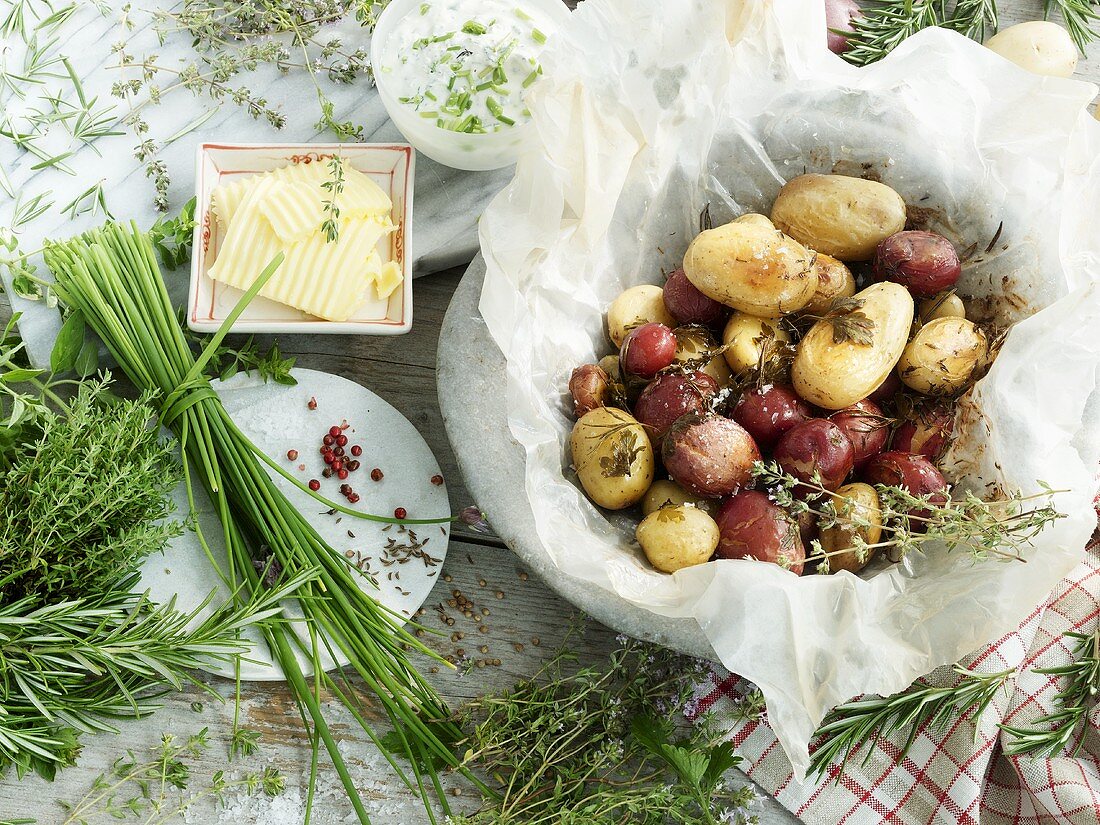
[621,322,678,379]
[830,399,889,469]
[606,285,677,347]
[897,317,987,396]
[714,490,805,574]
[792,282,914,409]
[570,407,654,509]
[984,21,1078,78]
[722,312,792,375]
[863,451,948,527]
[919,292,967,323]
[891,403,955,459]
[673,327,733,387]
[770,174,907,261]
[636,505,720,573]
[774,419,855,492]
[569,364,610,417]
[633,371,719,441]
[873,231,961,298]
[641,479,715,516]
[803,253,856,315]
[663,268,728,327]
[731,383,813,449]
[683,220,817,316]
[663,415,761,498]
[819,482,882,573]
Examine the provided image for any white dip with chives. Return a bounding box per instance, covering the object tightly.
[379,0,554,134]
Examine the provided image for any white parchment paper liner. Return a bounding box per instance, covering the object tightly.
[478,0,1100,778]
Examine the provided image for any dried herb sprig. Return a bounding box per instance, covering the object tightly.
[753,461,1065,568]
[1001,629,1100,757]
[809,665,1013,779]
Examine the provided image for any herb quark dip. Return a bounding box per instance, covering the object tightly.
[378,0,555,134]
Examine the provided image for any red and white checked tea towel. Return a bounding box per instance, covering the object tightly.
[691,541,1100,825]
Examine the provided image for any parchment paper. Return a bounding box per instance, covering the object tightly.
[478,0,1100,779]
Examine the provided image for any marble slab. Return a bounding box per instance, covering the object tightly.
[0,0,506,367]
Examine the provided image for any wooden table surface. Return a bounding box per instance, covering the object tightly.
[4,9,1100,824]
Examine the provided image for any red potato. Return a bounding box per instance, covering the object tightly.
[795,507,818,550]
[634,372,719,441]
[863,451,949,528]
[714,490,805,574]
[892,405,955,460]
[663,268,728,327]
[569,364,610,417]
[774,419,855,493]
[867,371,903,407]
[873,231,961,298]
[731,384,814,450]
[621,322,678,379]
[663,415,761,498]
[825,0,861,53]
[830,399,889,469]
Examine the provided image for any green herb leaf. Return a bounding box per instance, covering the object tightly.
[50,310,85,374]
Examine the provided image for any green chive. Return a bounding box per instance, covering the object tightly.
[531,28,547,44]
[522,64,542,88]
[461,20,487,35]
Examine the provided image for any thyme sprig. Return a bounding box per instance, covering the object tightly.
[1001,629,1100,757]
[450,626,761,825]
[753,461,1065,568]
[58,728,285,825]
[321,155,346,243]
[809,665,1013,778]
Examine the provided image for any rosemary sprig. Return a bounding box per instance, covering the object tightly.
[809,665,1013,778]
[1001,629,1100,757]
[843,0,947,67]
[1045,0,1100,52]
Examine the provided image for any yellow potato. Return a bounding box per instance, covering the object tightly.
[732,213,774,228]
[918,293,966,323]
[802,253,856,315]
[598,354,622,383]
[641,479,715,516]
[606,285,676,347]
[819,483,882,574]
[770,174,907,261]
[722,312,792,375]
[636,504,720,573]
[683,220,817,316]
[792,282,914,409]
[570,407,654,509]
[984,21,1077,78]
[897,316,988,396]
[674,327,733,387]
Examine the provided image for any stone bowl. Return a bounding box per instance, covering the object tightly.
[437,255,716,661]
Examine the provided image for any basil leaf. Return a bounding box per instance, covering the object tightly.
[0,368,43,384]
[74,339,98,378]
[50,311,85,374]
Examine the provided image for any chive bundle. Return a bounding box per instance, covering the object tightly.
[43,222,466,824]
